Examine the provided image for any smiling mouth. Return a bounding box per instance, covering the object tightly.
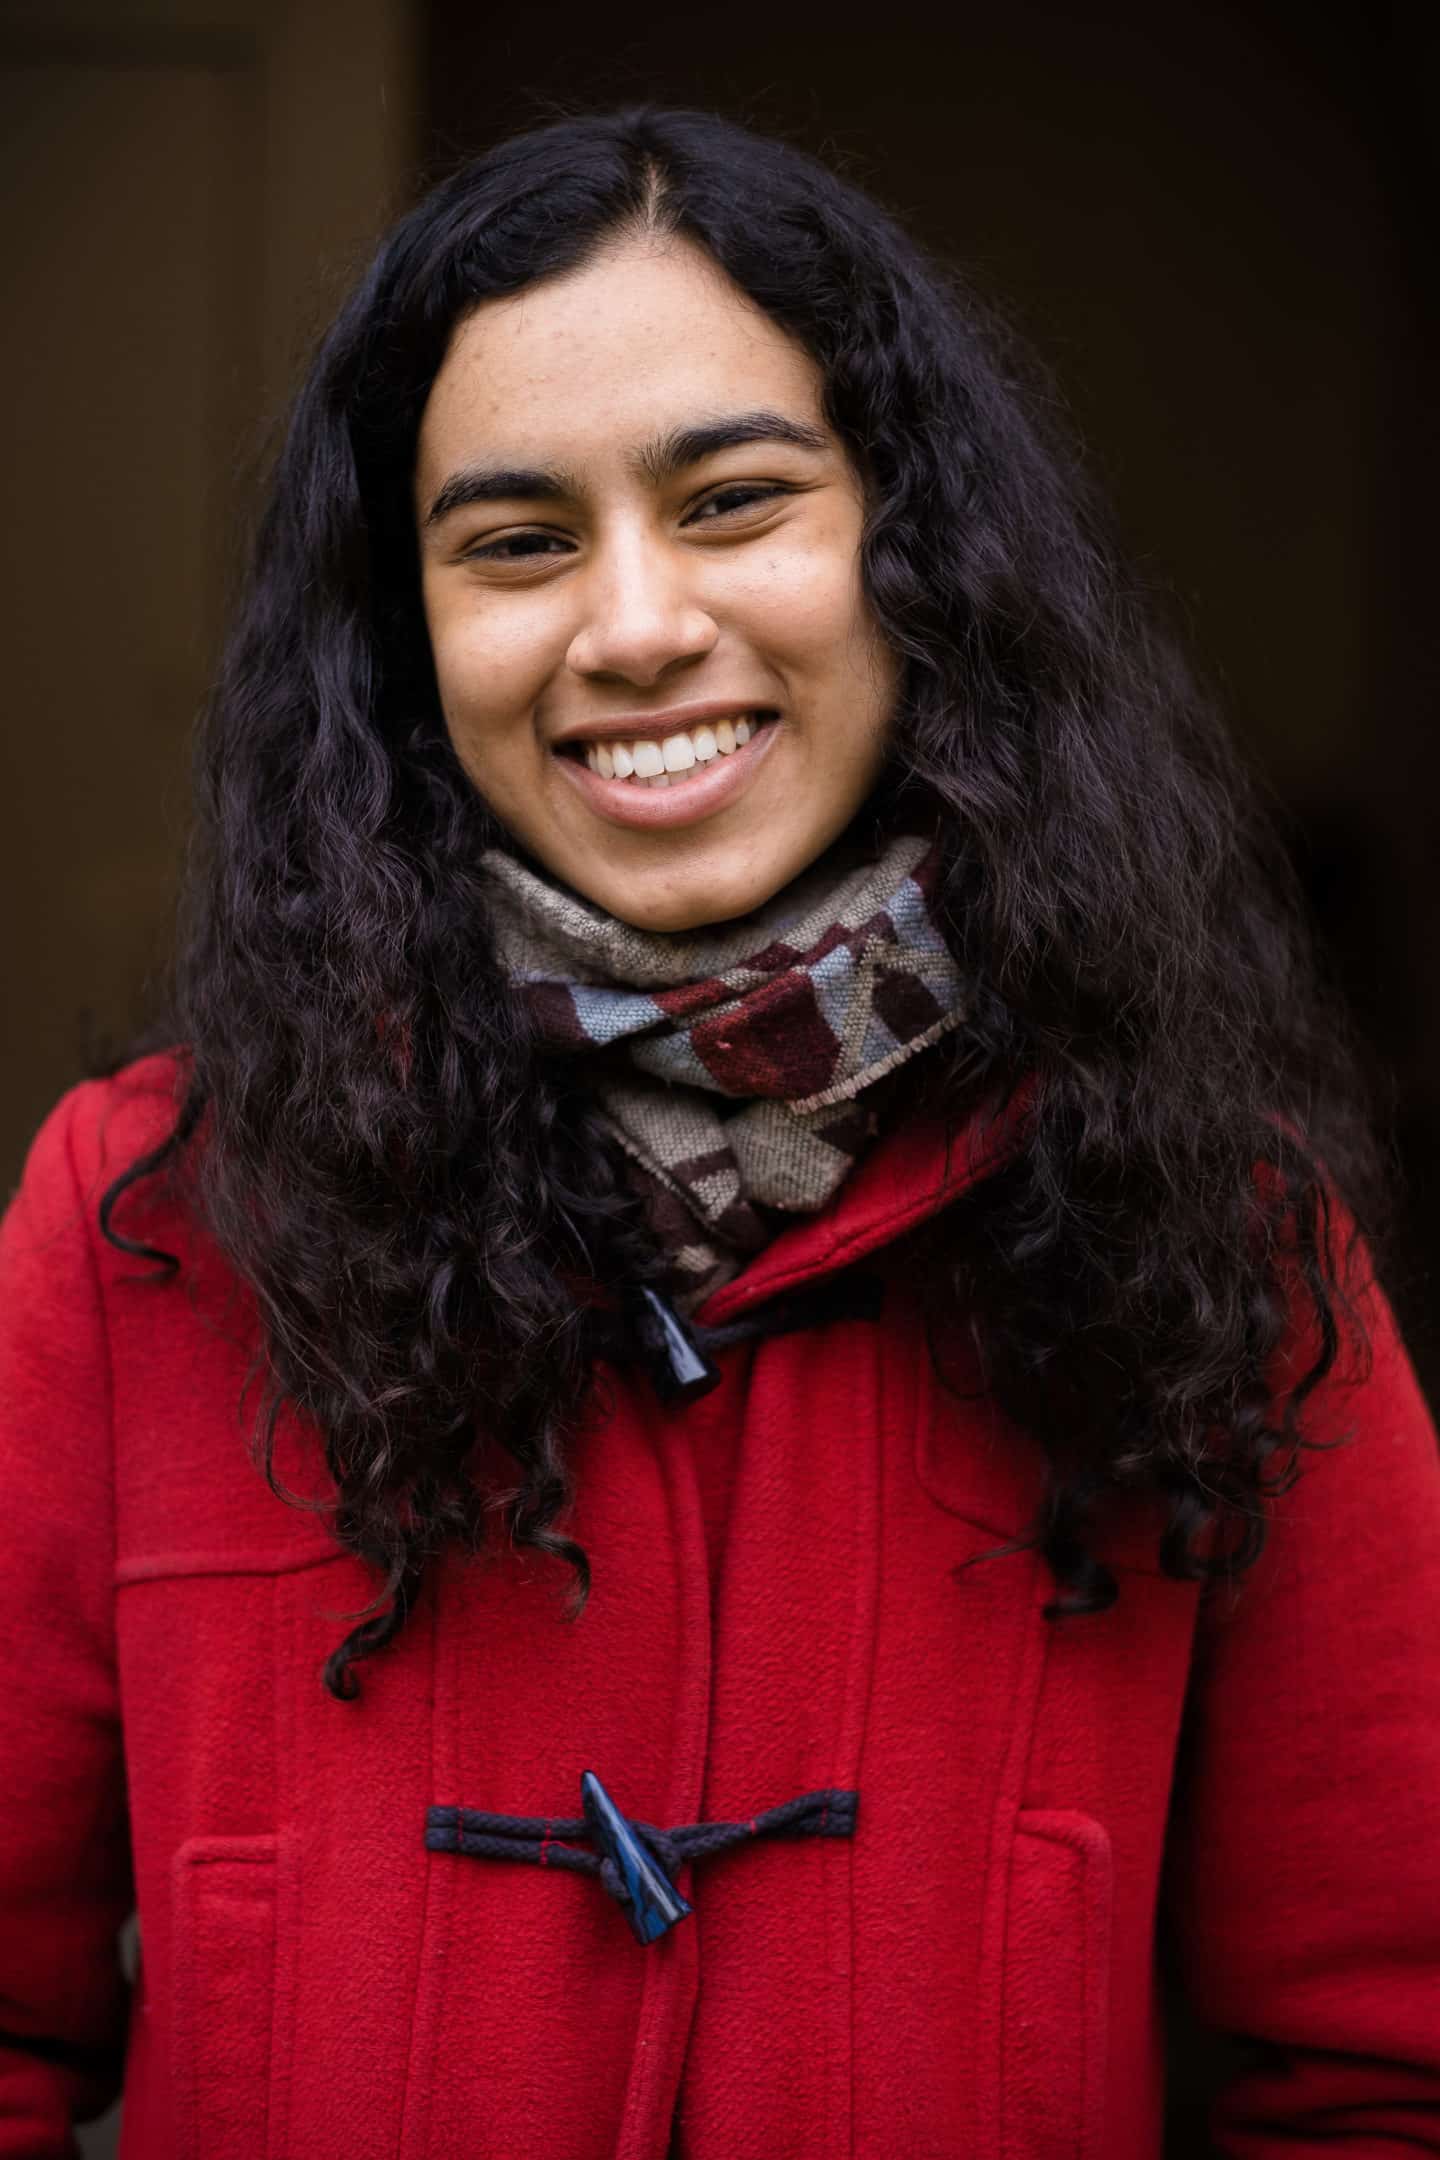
[556,710,779,788]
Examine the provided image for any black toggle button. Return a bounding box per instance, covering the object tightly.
[625,1284,723,1405]
[580,1769,693,1944]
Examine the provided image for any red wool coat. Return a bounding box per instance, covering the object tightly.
[3,1051,1440,2159]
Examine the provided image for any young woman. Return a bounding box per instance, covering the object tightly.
[3,105,1437,2160]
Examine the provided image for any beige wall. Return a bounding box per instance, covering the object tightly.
[0,0,419,1197]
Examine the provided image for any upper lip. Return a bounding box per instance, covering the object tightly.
[549,699,776,750]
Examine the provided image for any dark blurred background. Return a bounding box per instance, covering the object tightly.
[2,1,1433,2152]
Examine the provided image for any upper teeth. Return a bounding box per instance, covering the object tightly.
[581,714,761,783]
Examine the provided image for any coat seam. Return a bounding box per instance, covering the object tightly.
[842,1318,888,2158]
[614,1398,711,2157]
[397,1559,447,2158]
[67,1088,120,1671]
[984,1550,1053,2160]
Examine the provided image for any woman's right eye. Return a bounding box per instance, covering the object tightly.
[463,531,569,563]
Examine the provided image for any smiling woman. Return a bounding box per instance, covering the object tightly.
[3,103,1439,2160]
[414,240,896,928]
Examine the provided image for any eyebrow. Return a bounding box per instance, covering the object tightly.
[423,408,831,526]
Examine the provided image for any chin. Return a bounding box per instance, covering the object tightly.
[605,895,742,935]
[596,863,799,936]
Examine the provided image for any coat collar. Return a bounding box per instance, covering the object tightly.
[694,1078,1034,1327]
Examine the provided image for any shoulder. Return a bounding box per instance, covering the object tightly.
[59,1047,189,1188]
[4,1048,194,1277]
[0,1055,191,1469]
[13,1048,187,1186]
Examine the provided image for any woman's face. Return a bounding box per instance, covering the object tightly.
[413,235,899,934]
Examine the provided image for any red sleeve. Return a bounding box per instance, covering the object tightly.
[1161,1220,1440,2149]
[0,1082,134,2155]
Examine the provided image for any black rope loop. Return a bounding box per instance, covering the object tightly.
[598,1854,624,1903]
[585,1268,887,1406]
[426,1782,859,1944]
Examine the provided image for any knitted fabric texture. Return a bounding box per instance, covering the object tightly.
[481,830,966,1307]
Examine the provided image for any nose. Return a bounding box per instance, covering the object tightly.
[564,528,718,686]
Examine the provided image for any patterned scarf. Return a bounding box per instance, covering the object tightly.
[481,829,967,1309]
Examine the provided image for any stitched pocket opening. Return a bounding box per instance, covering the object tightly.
[171,1835,280,2160]
[1001,1809,1113,2160]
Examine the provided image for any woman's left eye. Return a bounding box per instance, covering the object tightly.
[689,484,789,522]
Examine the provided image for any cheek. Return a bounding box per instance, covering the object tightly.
[423,605,558,781]
[740,566,896,766]
[431,609,527,708]
[734,526,880,671]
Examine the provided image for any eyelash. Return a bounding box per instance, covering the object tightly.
[461,483,791,564]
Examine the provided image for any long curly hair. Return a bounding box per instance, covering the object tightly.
[100,104,1388,1699]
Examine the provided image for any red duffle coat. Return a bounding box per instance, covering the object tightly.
[3,1050,1440,2159]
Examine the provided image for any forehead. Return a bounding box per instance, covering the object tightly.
[415,236,826,483]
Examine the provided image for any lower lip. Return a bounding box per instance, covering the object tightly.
[552,717,781,830]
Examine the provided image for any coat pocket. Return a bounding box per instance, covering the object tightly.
[1000,1810,1112,2160]
[171,1834,286,2160]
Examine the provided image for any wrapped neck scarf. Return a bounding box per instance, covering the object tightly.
[482,829,967,1310]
